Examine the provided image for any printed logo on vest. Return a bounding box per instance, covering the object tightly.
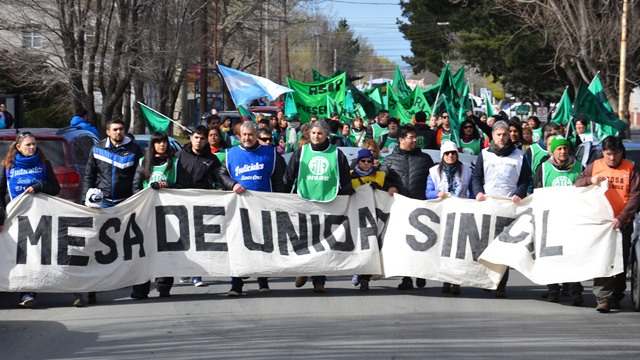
[308,156,329,175]
[551,176,573,187]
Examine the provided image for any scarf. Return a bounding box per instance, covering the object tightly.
[14,151,43,169]
[442,162,457,193]
[354,165,375,177]
[489,140,515,157]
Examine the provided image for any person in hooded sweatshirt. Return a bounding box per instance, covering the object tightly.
[69,108,100,138]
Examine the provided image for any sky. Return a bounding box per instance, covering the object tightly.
[319,0,412,70]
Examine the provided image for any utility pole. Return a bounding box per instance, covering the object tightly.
[199,0,208,117]
[619,0,628,126]
[258,3,263,77]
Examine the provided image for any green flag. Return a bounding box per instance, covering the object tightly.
[452,66,465,96]
[587,72,620,138]
[391,66,412,99]
[348,82,383,120]
[484,96,494,118]
[312,69,343,83]
[284,92,297,117]
[389,87,431,125]
[457,82,471,123]
[238,105,255,122]
[432,63,456,114]
[287,72,347,123]
[423,83,439,113]
[139,102,171,133]
[572,82,626,134]
[443,96,461,146]
[551,87,571,126]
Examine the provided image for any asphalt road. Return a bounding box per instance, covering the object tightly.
[2,272,640,359]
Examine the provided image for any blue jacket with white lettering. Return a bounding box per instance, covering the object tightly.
[82,137,143,203]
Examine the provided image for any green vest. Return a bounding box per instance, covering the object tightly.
[371,123,389,141]
[296,143,340,202]
[440,130,452,143]
[541,161,582,187]
[381,136,399,152]
[532,128,543,143]
[213,149,226,164]
[460,138,481,155]
[529,143,548,176]
[139,157,177,189]
[350,129,366,147]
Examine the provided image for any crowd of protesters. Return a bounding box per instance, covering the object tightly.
[1,105,637,314]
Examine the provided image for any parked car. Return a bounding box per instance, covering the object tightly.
[199,110,242,129]
[0,127,100,203]
[133,134,182,154]
[249,106,282,118]
[576,140,640,311]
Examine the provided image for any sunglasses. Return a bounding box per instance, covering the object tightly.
[259,137,272,142]
[359,159,373,164]
[463,126,474,129]
[442,115,449,118]
[443,151,457,156]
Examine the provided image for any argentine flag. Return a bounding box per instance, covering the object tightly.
[218,64,294,107]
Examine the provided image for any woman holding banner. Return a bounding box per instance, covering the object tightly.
[285,120,353,293]
[0,131,61,308]
[130,131,179,299]
[426,141,474,295]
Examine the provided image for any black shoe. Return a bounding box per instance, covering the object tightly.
[228,287,242,297]
[158,291,170,298]
[416,278,426,288]
[258,279,270,293]
[88,293,97,304]
[130,292,148,300]
[571,293,584,306]
[397,278,414,290]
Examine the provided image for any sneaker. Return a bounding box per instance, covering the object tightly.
[193,277,205,287]
[228,287,242,297]
[88,293,97,304]
[442,284,451,294]
[495,285,507,298]
[130,292,149,300]
[397,278,414,290]
[571,293,584,306]
[19,295,35,308]
[313,283,326,293]
[179,277,191,283]
[546,292,560,303]
[295,276,308,288]
[596,299,611,313]
[450,285,461,296]
[73,296,84,307]
[351,274,360,287]
[258,278,270,293]
[416,278,426,288]
[360,280,370,291]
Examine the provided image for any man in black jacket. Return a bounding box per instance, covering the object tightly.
[175,125,222,288]
[81,119,143,306]
[413,111,438,150]
[217,121,287,296]
[380,125,434,290]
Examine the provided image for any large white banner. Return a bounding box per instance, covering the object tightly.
[0,184,622,292]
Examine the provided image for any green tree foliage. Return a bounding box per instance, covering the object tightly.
[399,0,565,99]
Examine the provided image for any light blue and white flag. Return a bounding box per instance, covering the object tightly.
[218,64,294,106]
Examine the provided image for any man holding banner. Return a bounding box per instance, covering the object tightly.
[472,120,531,298]
[574,136,640,313]
[217,121,287,296]
[380,125,434,290]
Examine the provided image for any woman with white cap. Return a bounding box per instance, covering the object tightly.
[425,140,474,295]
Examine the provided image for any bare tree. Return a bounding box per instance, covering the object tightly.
[496,0,640,112]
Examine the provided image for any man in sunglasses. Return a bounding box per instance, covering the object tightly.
[217,121,287,296]
[257,128,274,147]
[436,112,452,147]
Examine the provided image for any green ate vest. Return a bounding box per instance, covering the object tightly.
[350,129,366,147]
[371,123,389,141]
[213,149,226,164]
[541,161,582,187]
[529,143,548,176]
[296,143,340,202]
[381,136,399,152]
[460,138,481,155]
[139,157,177,189]
[440,130,452,143]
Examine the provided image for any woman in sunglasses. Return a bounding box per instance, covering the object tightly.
[458,119,483,155]
[425,140,474,295]
[349,148,386,291]
[0,132,61,308]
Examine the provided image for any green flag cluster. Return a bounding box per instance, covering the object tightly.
[139,102,171,133]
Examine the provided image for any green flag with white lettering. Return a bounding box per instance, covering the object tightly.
[287,72,347,123]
